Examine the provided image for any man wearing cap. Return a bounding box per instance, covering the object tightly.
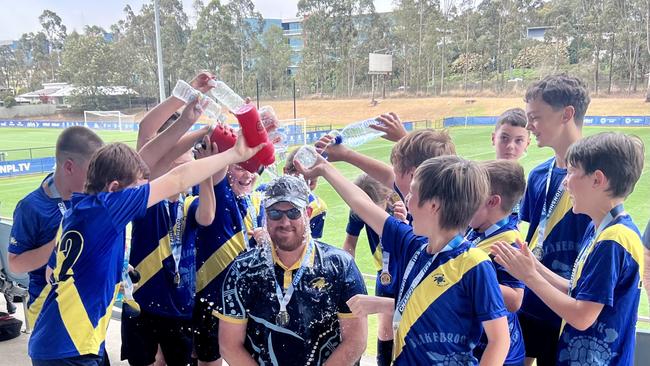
[217,175,368,366]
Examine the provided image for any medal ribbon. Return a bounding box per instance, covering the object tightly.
[393,235,464,330]
[164,195,185,282]
[536,158,564,257]
[273,240,314,316]
[567,204,624,294]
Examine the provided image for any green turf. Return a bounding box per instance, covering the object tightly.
[1,125,649,356]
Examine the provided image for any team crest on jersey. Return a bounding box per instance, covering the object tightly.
[431,273,448,286]
[9,237,17,245]
[309,277,331,292]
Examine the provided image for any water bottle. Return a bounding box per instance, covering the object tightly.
[329,117,385,147]
[207,80,246,113]
[203,97,227,123]
[171,80,200,103]
[294,145,319,168]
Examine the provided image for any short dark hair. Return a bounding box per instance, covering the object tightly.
[524,74,591,125]
[566,132,644,198]
[353,173,393,205]
[480,160,526,213]
[390,129,456,175]
[284,147,299,174]
[496,108,527,130]
[55,126,104,165]
[413,156,489,231]
[85,143,150,195]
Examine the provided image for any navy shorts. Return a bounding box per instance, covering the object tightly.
[518,312,560,366]
[192,300,221,362]
[32,355,103,366]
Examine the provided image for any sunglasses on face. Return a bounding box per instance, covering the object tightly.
[267,207,302,221]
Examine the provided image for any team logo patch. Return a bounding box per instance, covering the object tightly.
[309,277,331,292]
[431,273,448,286]
[9,237,17,245]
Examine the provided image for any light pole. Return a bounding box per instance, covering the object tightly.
[154,0,165,102]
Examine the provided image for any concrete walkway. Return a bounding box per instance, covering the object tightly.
[0,296,376,366]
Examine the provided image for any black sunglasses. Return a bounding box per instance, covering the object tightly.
[267,208,302,221]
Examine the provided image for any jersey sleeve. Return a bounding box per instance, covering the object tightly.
[572,240,629,307]
[336,258,368,316]
[381,216,423,263]
[8,200,42,255]
[495,262,525,289]
[218,259,249,323]
[466,259,508,322]
[345,213,364,237]
[518,174,536,224]
[310,213,326,239]
[104,184,151,229]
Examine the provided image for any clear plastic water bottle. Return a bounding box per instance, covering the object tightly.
[207,80,246,113]
[329,117,385,147]
[171,80,200,103]
[294,145,319,168]
[203,97,227,123]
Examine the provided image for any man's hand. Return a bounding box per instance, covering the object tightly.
[372,112,407,142]
[190,71,216,93]
[491,239,538,282]
[346,295,393,317]
[314,134,351,162]
[194,135,218,160]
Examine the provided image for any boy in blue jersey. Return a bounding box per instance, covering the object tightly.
[465,160,527,366]
[121,74,219,366]
[295,154,510,365]
[516,74,592,366]
[493,132,645,365]
[27,103,265,366]
[342,174,406,366]
[492,108,530,161]
[218,175,368,366]
[8,126,104,328]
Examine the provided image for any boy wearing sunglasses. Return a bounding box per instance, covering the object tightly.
[217,175,368,366]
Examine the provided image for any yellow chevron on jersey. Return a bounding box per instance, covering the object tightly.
[393,248,489,360]
[528,190,572,252]
[476,230,523,254]
[196,231,247,293]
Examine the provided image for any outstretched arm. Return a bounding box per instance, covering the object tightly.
[294,157,389,236]
[194,135,217,226]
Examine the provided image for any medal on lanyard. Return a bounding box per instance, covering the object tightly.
[379,244,392,286]
[392,235,464,334]
[273,240,314,327]
[534,159,564,260]
[165,195,185,287]
[567,204,624,293]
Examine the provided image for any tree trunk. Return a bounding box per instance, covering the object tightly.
[607,34,615,94]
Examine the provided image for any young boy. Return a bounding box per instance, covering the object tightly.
[8,126,104,327]
[27,115,264,365]
[492,108,530,161]
[517,74,592,366]
[465,160,527,366]
[295,155,510,365]
[493,132,645,365]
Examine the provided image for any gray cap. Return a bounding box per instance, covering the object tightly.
[264,175,310,209]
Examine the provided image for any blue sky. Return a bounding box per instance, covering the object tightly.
[0,0,395,40]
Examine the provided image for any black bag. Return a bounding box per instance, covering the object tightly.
[0,311,22,341]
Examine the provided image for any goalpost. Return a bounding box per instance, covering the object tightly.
[83,111,137,132]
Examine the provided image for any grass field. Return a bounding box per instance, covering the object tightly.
[1,124,649,356]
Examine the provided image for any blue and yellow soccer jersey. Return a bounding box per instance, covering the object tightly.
[28,184,150,360]
[346,212,395,297]
[308,193,327,239]
[129,196,200,319]
[519,158,591,324]
[466,215,525,365]
[8,174,69,325]
[217,240,367,365]
[195,178,257,304]
[381,216,507,365]
[557,215,643,365]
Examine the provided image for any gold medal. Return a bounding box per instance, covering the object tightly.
[532,246,543,261]
[380,272,392,286]
[174,272,181,286]
[276,310,290,326]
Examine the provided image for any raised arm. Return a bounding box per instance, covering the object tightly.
[194,135,217,226]
[314,135,395,189]
[294,157,389,235]
[147,132,264,208]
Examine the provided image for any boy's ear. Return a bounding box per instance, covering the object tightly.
[592,170,608,189]
[106,180,121,193]
[562,105,576,124]
[306,206,313,218]
[63,158,75,176]
[491,132,496,146]
[487,194,501,209]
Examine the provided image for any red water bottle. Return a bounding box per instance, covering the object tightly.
[209,123,264,173]
[234,104,275,166]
